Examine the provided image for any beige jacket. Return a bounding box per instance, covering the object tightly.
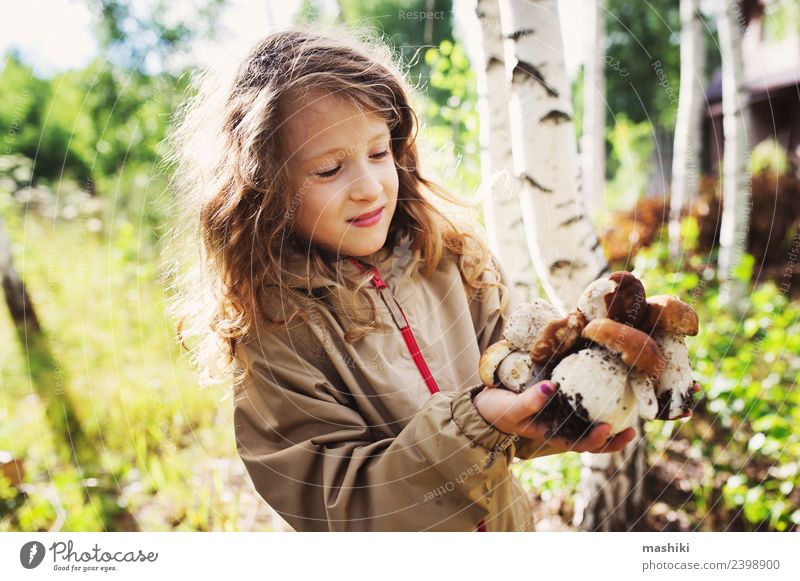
[234,241,544,531]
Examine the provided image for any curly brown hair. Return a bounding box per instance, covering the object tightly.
[164,25,506,384]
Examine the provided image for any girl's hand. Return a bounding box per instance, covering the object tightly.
[472,381,636,458]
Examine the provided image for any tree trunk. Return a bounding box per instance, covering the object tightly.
[716,0,751,304]
[670,0,706,260]
[580,0,606,219]
[497,0,608,314]
[498,0,647,531]
[0,215,88,464]
[474,0,538,299]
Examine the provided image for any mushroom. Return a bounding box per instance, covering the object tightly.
[538,318,666,437]
[581,318,664,378]
[479,340,514,388]
[479,299,560,391]
[640,295,699,420]
[503,298,562,351]
[529,309,586,366]
[547,347,639,437]
[496,351,549,393]
[477,277,700,433]
[577,271,647,327]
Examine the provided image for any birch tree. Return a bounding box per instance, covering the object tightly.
[497,0,607,314]
[669,0,706,260]
[716,0,751,304]
[497,0,648,531]
[474,0,537,299]
[580,0,606,218]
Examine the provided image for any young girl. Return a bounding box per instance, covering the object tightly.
[169,26,634,532]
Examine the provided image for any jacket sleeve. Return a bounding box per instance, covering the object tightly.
[469,253,555,461]
[233,328,517,531]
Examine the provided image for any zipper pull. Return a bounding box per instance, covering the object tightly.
[378,287,408,330]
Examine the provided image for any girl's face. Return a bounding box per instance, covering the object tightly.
[284,94,399,257]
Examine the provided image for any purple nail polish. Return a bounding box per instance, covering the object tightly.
[540,382,555,396]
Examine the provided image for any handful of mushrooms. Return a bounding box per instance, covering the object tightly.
[478,272,699,440]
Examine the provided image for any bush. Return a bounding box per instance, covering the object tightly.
[634,245,800,531]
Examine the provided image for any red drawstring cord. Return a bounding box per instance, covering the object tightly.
[348,257,487,532]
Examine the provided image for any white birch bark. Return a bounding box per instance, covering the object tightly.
[474,0,538,299]
[580,0,606,218]
[498,0,646,532]
[497,0,608,314]
[670,0,706,260]
[716,0,751,304]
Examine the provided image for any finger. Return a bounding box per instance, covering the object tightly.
[571,423,612,452]
[505,381,556,424]
[589,427,635,453]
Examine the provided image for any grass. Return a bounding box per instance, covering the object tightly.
[0,210,286,531]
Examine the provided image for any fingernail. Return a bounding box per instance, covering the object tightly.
[539,381,555,396]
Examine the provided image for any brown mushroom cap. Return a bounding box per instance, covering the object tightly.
[478,340,514,387]
[529,310,586,366]
[641,295,699,336]
[605,271,647,327]
[581,318,665,379]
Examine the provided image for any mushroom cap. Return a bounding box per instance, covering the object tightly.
[642,295,699,336]
[582,318,665,379]
[577,277,617,322]
[478,340,514,387]
[529,310,586,366]
[651,329,695,419]
[576,272,647,326]
[551,348,638,434]
[503,298,561,351]
[607,271,648,327]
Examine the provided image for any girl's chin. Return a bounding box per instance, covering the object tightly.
[341,231,388,257]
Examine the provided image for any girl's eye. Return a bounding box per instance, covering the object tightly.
[314,165,340,178]
[313,150,389,178]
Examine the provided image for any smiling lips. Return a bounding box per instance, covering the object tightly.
[347,207,384,227]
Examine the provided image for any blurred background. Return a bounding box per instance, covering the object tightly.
[1,0,799,532]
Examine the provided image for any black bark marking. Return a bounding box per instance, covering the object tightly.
[521,172,553,193]
[487,56,503,70]
[560,214,585,228]
[507,28,535,41]
[541,110,571,124]
[549,259,573,274]
[511,61,559,97]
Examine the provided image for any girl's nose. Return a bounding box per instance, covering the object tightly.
[349,163,383,201]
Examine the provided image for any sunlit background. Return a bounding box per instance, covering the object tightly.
[1,0,799,532]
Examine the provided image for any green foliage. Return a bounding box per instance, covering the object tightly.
[419,40,480,195]
[762,0,800,42]
[0,211,280,531]
[749,138,789,178]
[0,55,189,235]
[337,0,454,104]
[634,244,800,531]
[604,0,681,131]
[0,56,92,184]
[605,115,656,210]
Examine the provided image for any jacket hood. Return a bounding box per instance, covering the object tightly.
[280,233,422,290]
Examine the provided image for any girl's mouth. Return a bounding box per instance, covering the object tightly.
[347,207,384,227]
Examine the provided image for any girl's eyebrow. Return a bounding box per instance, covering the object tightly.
[302,130,390,164]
